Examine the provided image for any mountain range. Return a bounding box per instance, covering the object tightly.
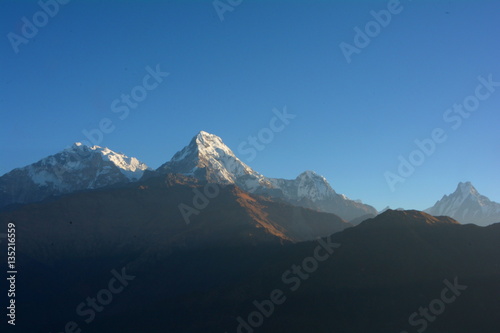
[1,131,498,226]
[155,131,377,221]
[0,131,376,222]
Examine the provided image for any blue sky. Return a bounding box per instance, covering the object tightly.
[1,0,499,211]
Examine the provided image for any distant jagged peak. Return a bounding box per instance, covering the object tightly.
[296,170,330,184]
[455,181,479,198]
[425,181,500,226]
[297,170,323,179]
[437,181,494,208]
[292,170,338,200]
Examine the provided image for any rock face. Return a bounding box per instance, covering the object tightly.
[425,181,500,226]
[0,143,149,208]
[157,131,377,220]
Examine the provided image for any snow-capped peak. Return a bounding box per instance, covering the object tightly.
[196,130,222,145]
[425,181,500,226]
[158,131,267,187]
[0,144,151,208]
[294,171,337,200]
[456,181,478,198]
[63,143,149,180]
[298,170,325,180]
[98,147,149,179]
[193,131,241,164]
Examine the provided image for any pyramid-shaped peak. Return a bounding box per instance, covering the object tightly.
[192,131,233,155]
[158,131,262,186]
[196,130,216,138]
[425,181,500,226]
[456,181,478,197]
[191,131,228,149]
[296,171,332,189]
[297,170,324,179]
[195,131,222,141]
[458,181,473,188]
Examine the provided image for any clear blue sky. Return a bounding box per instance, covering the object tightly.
[1,0,499,211]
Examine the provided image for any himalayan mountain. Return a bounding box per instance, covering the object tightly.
[0,143,150,209]
[425,181,500,226]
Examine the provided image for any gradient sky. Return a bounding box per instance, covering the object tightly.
[1,0,499,211]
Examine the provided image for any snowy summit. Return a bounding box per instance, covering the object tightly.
[0,143,150,208]
[425,181,500,226]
